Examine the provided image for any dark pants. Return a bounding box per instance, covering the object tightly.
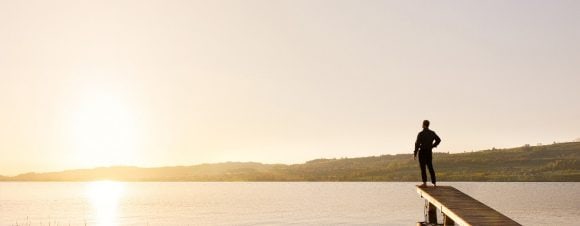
[419,151,436,184]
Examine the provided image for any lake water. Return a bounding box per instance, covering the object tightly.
[1,182,578,225]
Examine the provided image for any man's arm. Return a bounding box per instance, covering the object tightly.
[414,133,421,156]
[433,132,441,148]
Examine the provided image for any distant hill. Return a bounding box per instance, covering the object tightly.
[2,142,579,182]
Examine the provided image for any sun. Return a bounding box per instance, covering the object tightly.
[70,92,139,168]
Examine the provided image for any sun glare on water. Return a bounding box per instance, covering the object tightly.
[85,181,125,226]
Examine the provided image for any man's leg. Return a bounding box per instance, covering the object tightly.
[426,153,436,185]
[419,156,427,185]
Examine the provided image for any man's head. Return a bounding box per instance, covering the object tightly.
[422,120,430,129]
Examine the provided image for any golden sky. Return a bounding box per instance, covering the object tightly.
[1,0,579,175]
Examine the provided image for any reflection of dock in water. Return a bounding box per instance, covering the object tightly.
[416,186,521,226]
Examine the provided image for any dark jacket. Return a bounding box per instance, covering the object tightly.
[414,129,441,156]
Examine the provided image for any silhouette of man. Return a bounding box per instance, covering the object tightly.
[414,120,441,187]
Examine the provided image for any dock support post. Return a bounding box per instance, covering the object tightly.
[443,214,455,226]
[424,200,437,224]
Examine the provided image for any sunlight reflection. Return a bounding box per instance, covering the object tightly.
[85,181,125,226]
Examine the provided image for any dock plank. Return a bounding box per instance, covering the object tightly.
[417,186,521,226]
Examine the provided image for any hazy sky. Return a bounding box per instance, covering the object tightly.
[1,0,579,175]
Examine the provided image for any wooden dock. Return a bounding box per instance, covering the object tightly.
[416,186,521,226]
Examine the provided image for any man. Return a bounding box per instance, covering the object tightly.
[414,120,441,187]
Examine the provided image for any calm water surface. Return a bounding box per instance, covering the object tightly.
[0,182,578,225]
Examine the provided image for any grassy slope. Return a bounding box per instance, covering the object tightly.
[2,142,579,182]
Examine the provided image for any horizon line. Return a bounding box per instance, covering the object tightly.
[3,141,576,177]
